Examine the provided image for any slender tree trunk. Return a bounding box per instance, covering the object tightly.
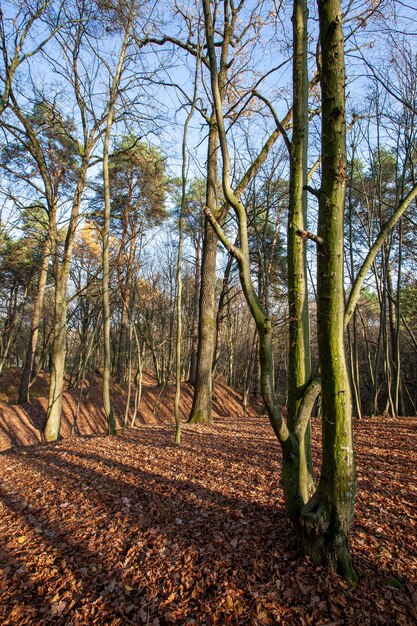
[0,285,28,375]
[118,303,129,385]
[242,331,257,413]
[18,243,49,404]
[382,251,395,416]
[174,216,184,443]
[286,0,315,510]
[347,152,362,419]
[394,220,405,415]
[188,224,202,385]
[300,0,357,583]
[174,62,197,443]
[44,273,68,441]
[212,249,234,376]
[100,19,132,435]
[44,160,90,442]
[188,117,220,424]
[130,321,143,428]
[74,327,98,435]
[102,122,117,434]
[124,321,133,427]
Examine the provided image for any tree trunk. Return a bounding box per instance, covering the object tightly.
[44,273,67,441]
[174,60,197,443]
[18,243,49,404]
[188,117,220,424]
[118,303,129,385]
[301,0,357,584]
[100,19,132,435]
[212,248,234,376]
[286,0,315,511]
[44,158,90,441]
[188,221,202,385]
[102,121,117,434]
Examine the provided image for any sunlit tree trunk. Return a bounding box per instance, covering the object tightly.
[300,0,357,583]
[188,115,220,424]
[394,220,405,415]
[102,121,117,434]
[101,18,132,435]
[347,149,362,418]
[212,249,234,377]
[188,222,202,385]
[175,58,198,442]
[44,169,88,441]
[286,0,315,512]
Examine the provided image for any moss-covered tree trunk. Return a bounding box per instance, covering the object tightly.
[300,0,357,583]
[202,0,357,582]
[285,0,315,515]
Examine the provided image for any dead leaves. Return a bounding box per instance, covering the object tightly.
[50,600,66,616]
[0,415,416,624]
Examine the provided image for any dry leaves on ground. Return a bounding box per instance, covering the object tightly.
[0,410,416,625]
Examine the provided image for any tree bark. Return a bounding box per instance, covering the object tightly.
[101,17,133,435]
[188,116,220,424]
[18,241,49,404]
[300,0,357,584]
[286,0,315,511]
[188,220,202,385]
[102,120,116,434]
[44,270,68,441]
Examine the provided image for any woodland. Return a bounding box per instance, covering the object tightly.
[0,0,416,624]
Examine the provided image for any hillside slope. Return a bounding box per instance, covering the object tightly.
[0,370,252,452]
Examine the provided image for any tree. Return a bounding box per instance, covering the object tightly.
[18,203,50,403]
[286,0,314,511]
[201,0,358,582]
[181,0,282,424]
[0,0,64,117]
[0,97,80,407]
[301,0,356,581]
[170,178,206,385]
[107,137,167,386]
[100,0,137,435]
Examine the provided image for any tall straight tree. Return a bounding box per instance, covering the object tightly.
[100,1,136,436]
[174,57,199,443]
[188,112,220,424]
[0,96,81,430]
[44,2,104,441]
[18,210,50,404]
[301,0,356,581]
[286,0,314,514]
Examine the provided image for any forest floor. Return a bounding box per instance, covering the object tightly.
[0,372,416,624]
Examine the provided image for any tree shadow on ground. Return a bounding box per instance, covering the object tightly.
[1,417,416,625]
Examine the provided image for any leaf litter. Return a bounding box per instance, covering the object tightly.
[0,412,416,625]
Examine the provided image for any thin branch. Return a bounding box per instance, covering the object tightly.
[296,229,324,247]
